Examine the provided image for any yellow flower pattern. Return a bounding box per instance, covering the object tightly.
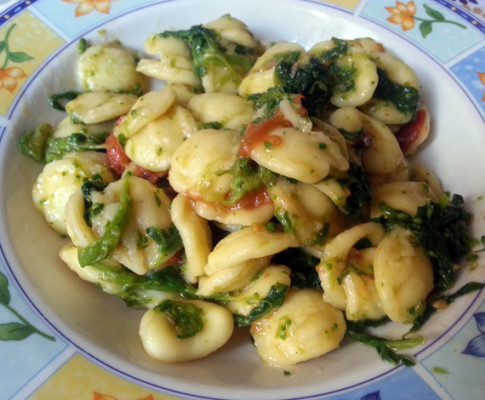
[62,0,119,17]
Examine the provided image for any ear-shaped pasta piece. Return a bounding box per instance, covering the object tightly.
[188,92,253,130]
[204,226,298,276]
[171,194,211,283]
[410,165,442,198]
[136,34,201,88]
[342,270,385,321]
[238,42,306,97]
[226,264,291,316]
[329,107,403,175]
[32,152,113,235]
[59,244,123,295]
[249,126,349,184]
[139,299,234,362]
[360,52,421,125]
[268,179,344,248]
[52,116,114,139]
[169,129,240,203]
[114,87,177,139]
[196,257,270,297]
[374,227,434,323]
[316,222,385,310]
[250,289,346,367]
[330,52,378,108]
[88,176,174,275]
[370,180,438,218]
[204,14,261,49]
[125,105,197,173]
[78,43,143,92]
[192,192,275,227]
[66,92,138,124]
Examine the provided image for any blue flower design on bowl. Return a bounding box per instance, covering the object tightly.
[462,312,485,357]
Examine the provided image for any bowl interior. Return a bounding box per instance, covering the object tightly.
[1,1,485,399]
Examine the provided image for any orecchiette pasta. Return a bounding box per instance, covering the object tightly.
[32,152,114,234]
[250,289,346,367]
[21,14,474,368]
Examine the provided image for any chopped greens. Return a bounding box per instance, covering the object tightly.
[216,157,276,205]
[347,328,423,367]
[406,281,485,334]
[18,122,53,162]
[146,225,184,259]
[373,193,473,290]
[45,132,109,162]
[373,68,420,117]
[160,25,256,91]
[233,283,288,327]
[78,176,132,267]
[337,163,372,217]
[48,90,81,112]
[272,248,321,290]
[155,299,204,338]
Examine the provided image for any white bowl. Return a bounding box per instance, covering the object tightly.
[1,1,484,399]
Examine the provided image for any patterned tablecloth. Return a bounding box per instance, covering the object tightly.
[0,1,484,400]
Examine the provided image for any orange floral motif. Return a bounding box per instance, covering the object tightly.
[385,1,417,31]
[479,72,485,101]
[0,66,27,93]
[62,0,119,17]
[93,393,155,400]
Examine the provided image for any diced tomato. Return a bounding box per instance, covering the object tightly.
[395,109,426,153]
[105,134,130,175]
[239,95,308,157]
[134,165,165,184]
[239,112,291,157]
[229,188,272,211]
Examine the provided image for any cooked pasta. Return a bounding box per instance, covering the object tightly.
[20,15,476,369]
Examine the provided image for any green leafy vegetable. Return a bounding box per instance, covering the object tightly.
[407,281,485,334]
[48,90,81,112]
[247,86,295,119]
[155,299,204,338]
[18,122,53,162]
[272,247,321,290]
[374,193,473,290]
[373,68,420,117]
[81,173,108,226]
[275,57,331,116]
[337,163,372,217]
[347,328,422,366]
[233,282,288,327]
[45,132,109,162]
[146,225,184,259]
[160,24,256,91]
[78,176,132,267]
[216,157,276,205]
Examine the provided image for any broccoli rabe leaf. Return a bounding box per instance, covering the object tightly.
[347,328,422,366]
[48,90,81,111]
[247,86,295,119]
[233,282,288,327]
[45,132,109,162]
[275,57,331,116]
[373,68,420,117]
[272,247,321,290]
[374,193,473,290]
[18,122,53,162]
[216,157,277,205]
[155,299,204,338]
[337,163,372,217]
[78,176,132,267]
[81,173,108,226]
[160,25,255,91]
[146,225,184,259]
[407,281,485,335]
